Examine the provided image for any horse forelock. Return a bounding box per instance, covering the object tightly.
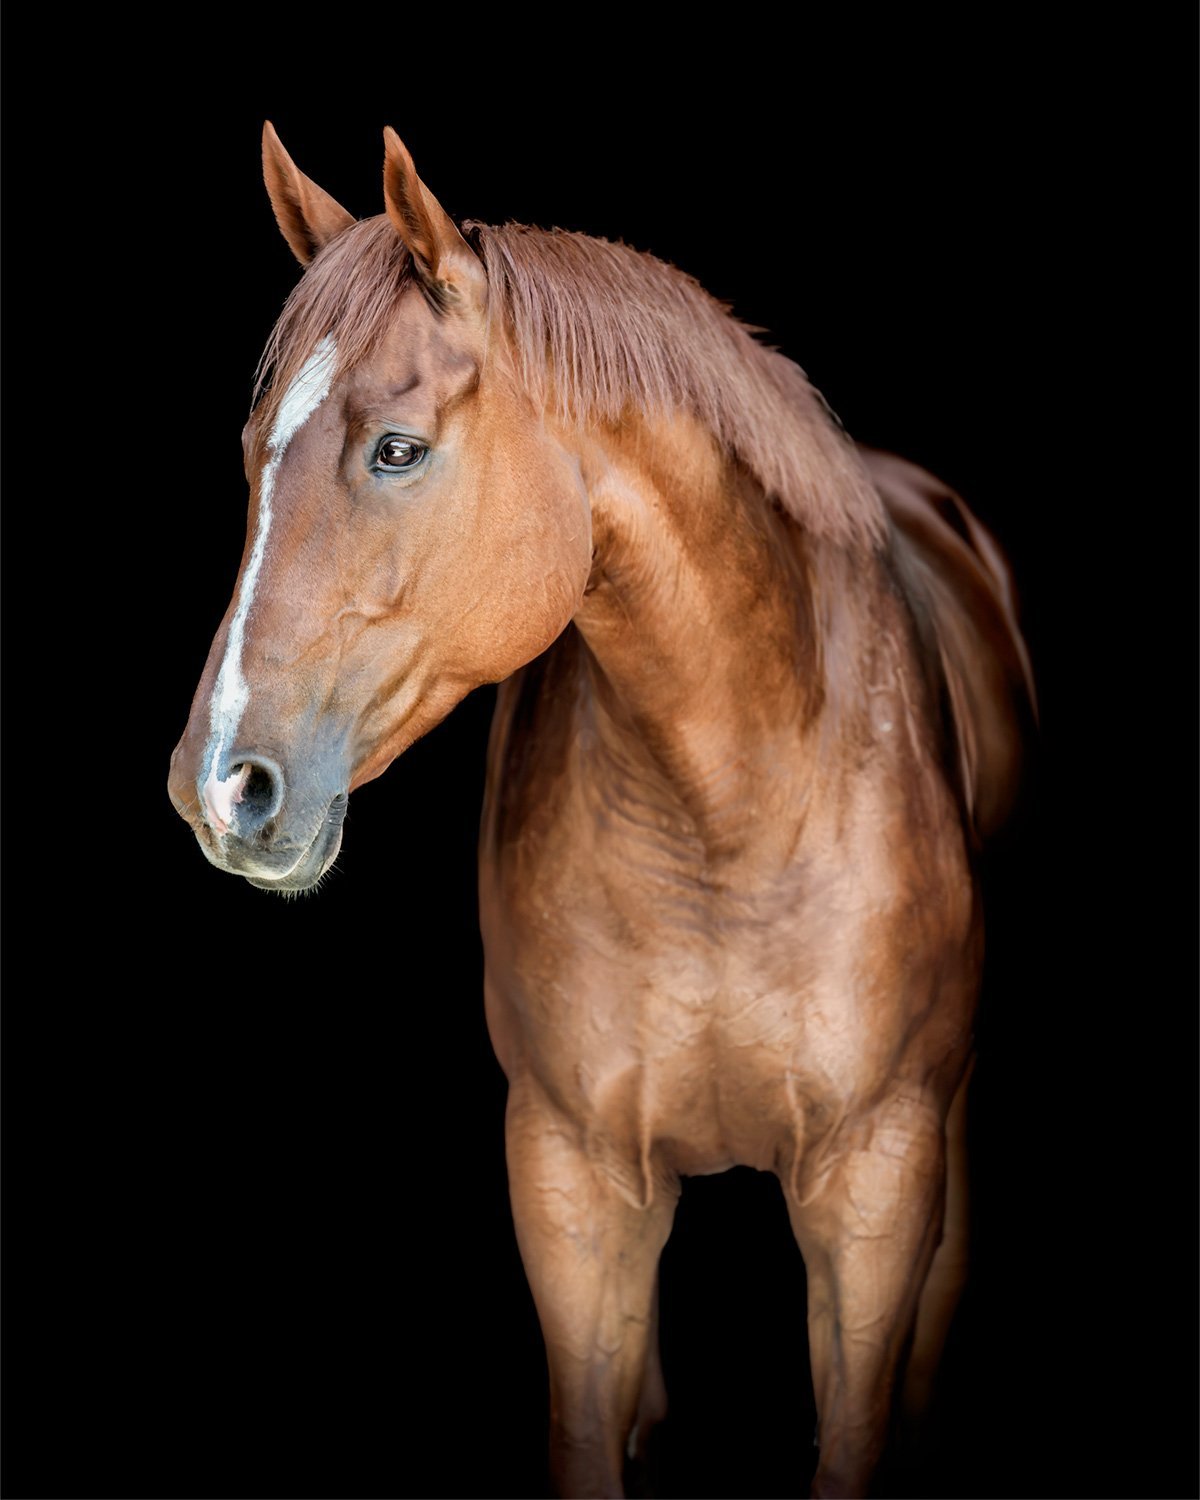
[253,216,418,433]
[253,214,886,551]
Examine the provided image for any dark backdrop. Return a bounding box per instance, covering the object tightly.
[4,19,1195,1500]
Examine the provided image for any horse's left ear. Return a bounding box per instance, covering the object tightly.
[383,127,486,314]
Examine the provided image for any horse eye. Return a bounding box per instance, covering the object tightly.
[376,437,427,470]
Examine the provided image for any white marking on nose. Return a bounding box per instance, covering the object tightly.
[200,335,337,834]
[201,761,251,836]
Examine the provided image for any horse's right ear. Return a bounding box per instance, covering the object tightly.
[382,127,486,315]
[262,121,356,267]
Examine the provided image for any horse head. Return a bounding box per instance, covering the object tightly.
[168,125,592,891]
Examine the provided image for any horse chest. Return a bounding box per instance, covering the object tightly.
[485,842,948,1178]
[482,660,979,1177]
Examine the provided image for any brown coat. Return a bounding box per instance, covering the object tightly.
[168,126,1035,1497]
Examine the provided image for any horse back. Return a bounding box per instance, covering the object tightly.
[860,446,1037,844]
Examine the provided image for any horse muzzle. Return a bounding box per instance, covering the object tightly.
[168,745,349,894]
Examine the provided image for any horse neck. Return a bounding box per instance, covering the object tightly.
[568,411,846,861]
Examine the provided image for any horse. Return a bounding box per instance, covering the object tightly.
[167,122,1036,1498]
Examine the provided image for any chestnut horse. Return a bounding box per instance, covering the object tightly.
[168,124,1035,1498]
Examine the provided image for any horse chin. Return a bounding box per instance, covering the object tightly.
[244,794,347,896]
[247,828,342,894]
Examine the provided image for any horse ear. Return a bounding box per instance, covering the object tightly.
[382,127,486,313]
[262,121,356,267]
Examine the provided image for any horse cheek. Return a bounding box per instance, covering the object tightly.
[467,459,591,683]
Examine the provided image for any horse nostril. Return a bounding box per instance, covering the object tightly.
[240,763,277,820]
[215,752,286,838]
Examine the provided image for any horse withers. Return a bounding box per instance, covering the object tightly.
[168,124,1035,1498]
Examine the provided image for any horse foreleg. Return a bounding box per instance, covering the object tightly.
[786,1095,946,1499]
[628,1274,666,1463]
[901,1058,973,1425]
[506,1082,678,1499]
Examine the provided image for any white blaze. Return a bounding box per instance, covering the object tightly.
[201,335,337,833]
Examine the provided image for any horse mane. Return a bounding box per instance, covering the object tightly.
[255,214,886,550]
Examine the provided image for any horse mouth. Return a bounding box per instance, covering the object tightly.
[246,793,348,895]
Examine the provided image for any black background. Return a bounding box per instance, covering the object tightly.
[4,19,1196,1500]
